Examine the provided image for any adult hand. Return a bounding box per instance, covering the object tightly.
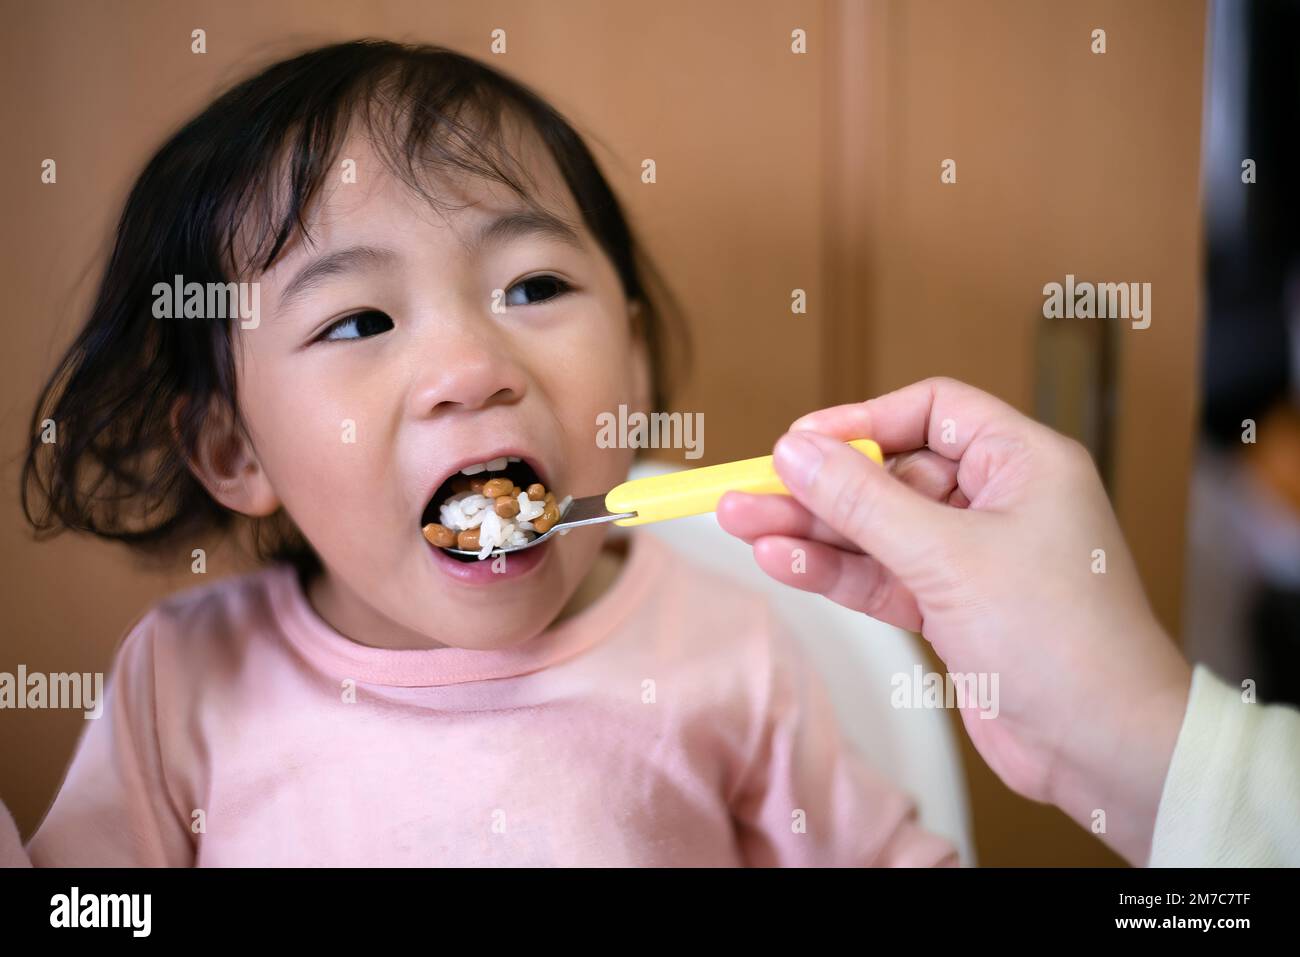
[717,377,1192,865]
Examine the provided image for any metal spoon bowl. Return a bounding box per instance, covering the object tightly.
[440,495,635,559]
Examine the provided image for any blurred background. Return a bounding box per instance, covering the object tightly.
[1,0,1292,867]
[1187,0,1300,712]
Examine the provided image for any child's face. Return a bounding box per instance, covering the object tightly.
[219,126,650,650]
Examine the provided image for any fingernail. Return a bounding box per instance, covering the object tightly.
[774,432,823,492]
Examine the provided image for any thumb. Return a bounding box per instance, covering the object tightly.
[772,430,957,575]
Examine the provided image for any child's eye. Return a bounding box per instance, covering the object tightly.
[504,275,572,307]
[318,310,394,342]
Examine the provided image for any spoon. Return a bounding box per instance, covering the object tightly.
[439,438,883,558]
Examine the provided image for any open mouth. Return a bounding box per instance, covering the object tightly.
[421,455,560,562]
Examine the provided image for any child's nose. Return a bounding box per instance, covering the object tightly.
[408,326,527,416]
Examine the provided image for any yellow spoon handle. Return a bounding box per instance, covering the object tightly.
[604,438,883,527]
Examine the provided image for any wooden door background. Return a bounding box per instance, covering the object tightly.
[0,0,1205,865]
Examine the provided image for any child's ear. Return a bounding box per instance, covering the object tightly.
[170,397,280,518]
[627,299,653,413]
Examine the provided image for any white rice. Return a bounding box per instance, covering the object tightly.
[438,488,570,559]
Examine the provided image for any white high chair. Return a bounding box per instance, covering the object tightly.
[624,458,976,865]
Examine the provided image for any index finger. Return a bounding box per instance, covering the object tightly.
[789,376,1028,462]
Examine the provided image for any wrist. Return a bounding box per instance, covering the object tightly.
[1047,631,1193,864]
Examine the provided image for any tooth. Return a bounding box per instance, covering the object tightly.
[485,456,508,471]
[460,462,487,475]
[507,455,521,463]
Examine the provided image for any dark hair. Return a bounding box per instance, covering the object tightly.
[20,39,689,578]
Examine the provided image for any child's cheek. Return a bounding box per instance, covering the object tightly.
[550,355,639,495]
[243,361,395,547]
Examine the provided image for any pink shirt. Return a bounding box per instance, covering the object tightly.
[7,530,955,867]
